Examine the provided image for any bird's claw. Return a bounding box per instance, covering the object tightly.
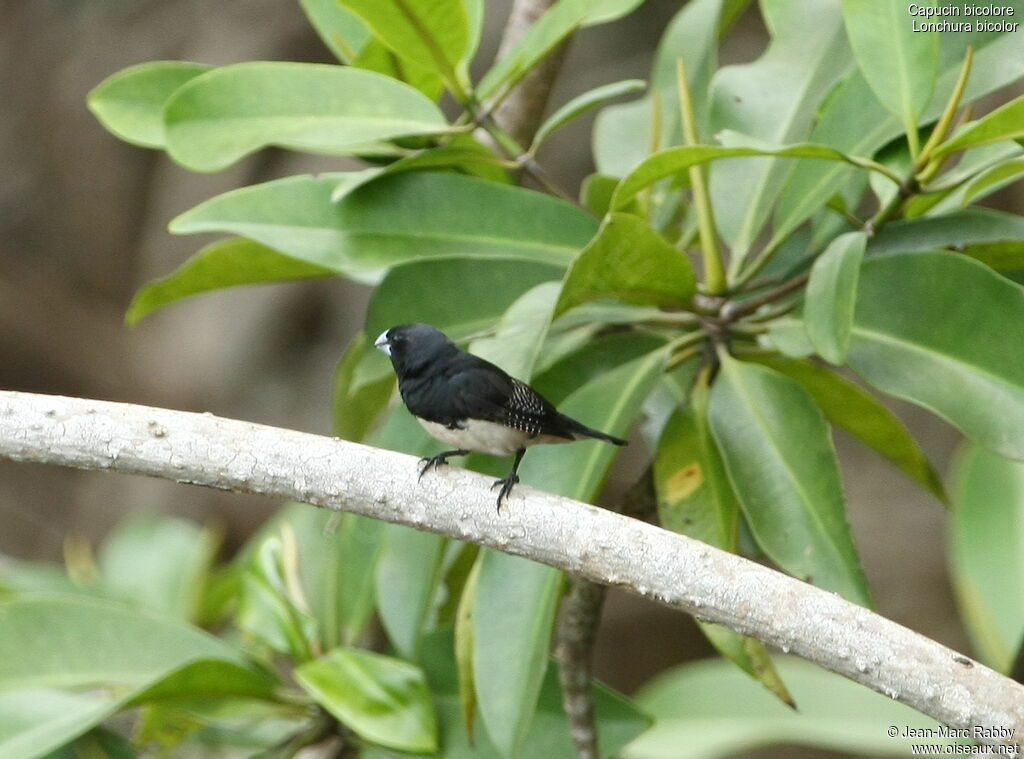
[418,449,468,481]
[491,474,520,513]
[418,455,444,481]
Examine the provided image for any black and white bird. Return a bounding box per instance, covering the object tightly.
[374,323,626,510]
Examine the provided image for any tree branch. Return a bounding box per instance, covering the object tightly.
[1,389,1023,747]
[492,0,571,149]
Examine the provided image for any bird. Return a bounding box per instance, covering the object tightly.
[374,323,627,511]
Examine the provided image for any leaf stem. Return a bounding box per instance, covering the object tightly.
[675,58,727,295]
[723,272,810,322]
[733,235,787,287]
[917,45,974,174]
[471,109,584,208]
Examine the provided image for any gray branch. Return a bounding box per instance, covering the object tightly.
[1,389,1023,748]
[493,0,571,149]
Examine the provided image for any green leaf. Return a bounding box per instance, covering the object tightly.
[533,331,669,402]
[454,557,480,742]
[654,376,795,708]
[127,658,277,703]
[470,282,562,380]
[583,0,647,25]
[248,504,386,650]
[298,0,372,63]
[593,0,727,176]
[867,208,1024,256]
[295,647,438,753]
[848,252,1024,460]
[334,514,388,647]
[87,61,211,148]
[709,354,871,606]
[463,0,485,66]
[351,37,445,100]
[366,258,564,344]
[0,594,275,759]
[958,241,1024,272]
[625,657,956,759]
[339,0,469,84]
[804,231,865,364]
[593,100,653,179]
[906,140,1023,216]
[950,444,1024,672]
[579,173,621,216]
[478,0,636,99]
[533,79,646,149]
[750,355,946,502]
[1,667,276,757]
[0,689,121,759]
[961,157,1024,205]
[133,697,301,756]
[764,318,815,358]
[126,238,332,324]
[97,514,218,622]
[709,0,852,262]
[611,143,891,213]
[47,727,138,759]
[655,383,738,549]
[329,142,510,204]
[236,532,318,661]
[697,628,795,711]
[171,172,596,275]
[555,213,696,316]
[371,401,443,458]
[332,332,395,443]
[0,595,248,691]
[375,526,446,660]
[473,348,666,758]
[774,23,1024,246]
[937,94,1024,158]
[0,562,81,597]
[841,0,938,135]
[361,631,648,759]
[472,554,562,759]
[525,346,668,500]
[163,63,450,171]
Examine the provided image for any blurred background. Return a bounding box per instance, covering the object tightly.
[1,2,1020,755]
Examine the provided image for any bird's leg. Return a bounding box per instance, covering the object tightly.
[418,449,469,480]
[492,448,526,513]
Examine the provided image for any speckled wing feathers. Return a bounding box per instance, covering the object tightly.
[445,356,574,441]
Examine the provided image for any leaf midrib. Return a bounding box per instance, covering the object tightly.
[574,349,666,501]
[176,221,584,258]
[850,323,1024,399]
[723,362,856,585]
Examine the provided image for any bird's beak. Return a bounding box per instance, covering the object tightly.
[374,330,391,356]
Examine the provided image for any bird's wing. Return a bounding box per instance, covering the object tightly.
[447,356,572,439]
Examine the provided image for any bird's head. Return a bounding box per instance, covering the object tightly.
[374,323,457,377]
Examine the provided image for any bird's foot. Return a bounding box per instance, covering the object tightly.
[491,473,520,513]
[418,449,467,481]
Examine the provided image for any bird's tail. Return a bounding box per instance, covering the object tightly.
[560,414,627,446]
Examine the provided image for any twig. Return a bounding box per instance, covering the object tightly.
[0,390,1022,746]
[721,272,810,322]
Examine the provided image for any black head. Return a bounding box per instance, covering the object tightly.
[374,323,457,378]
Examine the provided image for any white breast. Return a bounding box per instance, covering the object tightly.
[418,418,569,456]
